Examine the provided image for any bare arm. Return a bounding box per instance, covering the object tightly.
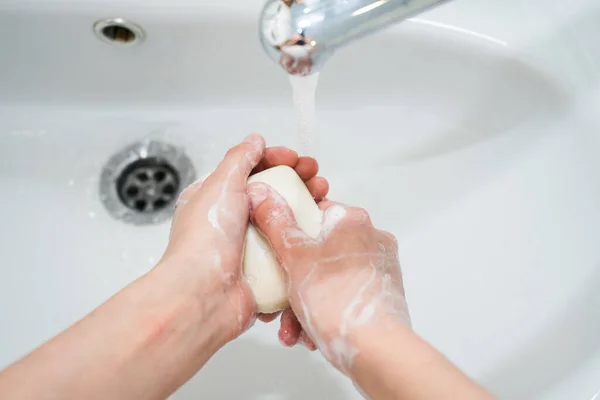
[350,321,493,399]
[0,264,235,400]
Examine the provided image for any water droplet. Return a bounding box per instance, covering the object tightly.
[147,257,156,265]
[68,179,75,186]
[88,211,96,219]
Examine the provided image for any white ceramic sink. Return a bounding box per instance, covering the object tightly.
[1,0,600,398]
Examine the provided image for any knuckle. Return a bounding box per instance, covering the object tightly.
[264,203,280,219]
[380,230,399,247]
[318,200,336,211]
[348,207,371,223]
[225,142,260,171]
[263,204,292,227]
[356,207,370,216]
[224,145,242,159]
[175,180,204,207]
[225,142,252,159]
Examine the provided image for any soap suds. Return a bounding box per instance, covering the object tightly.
[207,207,221,233]
[213,252,222,268]
[207,165,238,234]
[341,264,378,336]
[330,338,359,375]
[291,246,410,373]
[320,205,347,238]
[266,184,290,207]
[329,264,378,371]
[247,183,269,209]
[278,205,347,249]
[296,264,321,340]
[281,227,314,249]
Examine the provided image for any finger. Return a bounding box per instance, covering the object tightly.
[257,311,282,323]
[318,200,344,211]
[299,331,317,351]
[210,133,265,184]
[255,147,299,173]
[247,182,313,256]
[294,157,318,181]
[305,177,329,201]
[278,308,302,347]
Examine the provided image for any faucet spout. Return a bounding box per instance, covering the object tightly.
[259,0,452,75]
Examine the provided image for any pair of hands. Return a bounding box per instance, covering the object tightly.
[161,134,410,373]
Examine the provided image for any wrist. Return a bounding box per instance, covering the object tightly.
[348,322,494,400]
[323,314,413,378]
[345,320,416,392]
[145,261,236,351]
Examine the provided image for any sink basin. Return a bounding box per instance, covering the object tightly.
[1,0,599,399]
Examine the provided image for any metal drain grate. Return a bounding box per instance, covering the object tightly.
[116,158,180,213]
[100,140,196,225]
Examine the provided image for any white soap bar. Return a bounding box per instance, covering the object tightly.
[244,166,322,313]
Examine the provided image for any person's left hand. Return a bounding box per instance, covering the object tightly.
[159,134,328,344]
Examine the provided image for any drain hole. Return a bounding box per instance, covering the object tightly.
[126,186,139,197]
[163,184,176,195]
[154,199,168,209]
[101,25,137,44]
[155,170,167,182]
[116,157,181,214]
[134,200,147,211]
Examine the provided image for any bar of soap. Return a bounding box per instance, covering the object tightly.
[244,166,322,313]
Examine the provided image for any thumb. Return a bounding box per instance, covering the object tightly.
[207,133,266,188]
[247,182,313,263]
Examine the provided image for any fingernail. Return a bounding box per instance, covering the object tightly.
[278,330,295,348]
[247,182,269,211]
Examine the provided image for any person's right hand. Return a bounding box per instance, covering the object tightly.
[247,183,411,375]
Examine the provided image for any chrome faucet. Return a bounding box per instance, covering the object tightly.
[259,0,452,75]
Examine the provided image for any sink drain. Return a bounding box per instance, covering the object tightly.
[93,18,146,47]
[100,140,196,225]
[116,158,180,213]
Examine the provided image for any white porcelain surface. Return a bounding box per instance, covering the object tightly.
[1,0,599,398]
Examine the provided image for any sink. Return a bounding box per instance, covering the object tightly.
[1,0,600,399]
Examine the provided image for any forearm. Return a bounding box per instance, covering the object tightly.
[349,323,494,400]
[0,262,234,400]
